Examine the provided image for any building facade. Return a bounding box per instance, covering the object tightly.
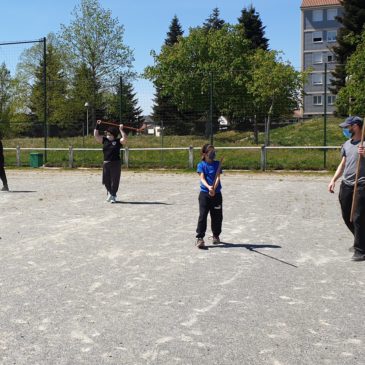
[301,0,343,117]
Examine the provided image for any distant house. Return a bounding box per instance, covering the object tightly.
[141,115,161,136]
[300,0,343,117]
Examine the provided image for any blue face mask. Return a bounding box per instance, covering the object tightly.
[342,128,352,139]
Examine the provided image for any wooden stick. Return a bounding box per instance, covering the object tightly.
[98,120,145,132]
[350,120,365,222]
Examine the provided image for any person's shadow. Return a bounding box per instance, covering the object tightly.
[4,190,37,193]
[115,201,171,205]
[205,242,297,268]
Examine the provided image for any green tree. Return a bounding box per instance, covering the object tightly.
[29,43,68,126]
[331,0,365,97]
[60,0,134,123]
[0,63,12,123]
[203,8,225,31]
[336,30,365,116]
[145,25,252,135]
[153,15,190,134]
[238,5,269,50]
[165,15,184,46]
[106,81,143,128]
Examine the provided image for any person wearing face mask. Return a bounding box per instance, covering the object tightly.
[94,120,127,203]
[328,116,365,261]
[195,143,223,249]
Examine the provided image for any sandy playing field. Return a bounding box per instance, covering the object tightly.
[0,169,364,365]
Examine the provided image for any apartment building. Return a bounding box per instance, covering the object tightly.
[301,0,343,117]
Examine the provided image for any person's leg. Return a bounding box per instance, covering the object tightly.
[109,161,121,197]
[339,182,355,235]
[196,192,210,239]
[0,166,8,190]
[210,193,223,238]
[353,186,365,254]
[103,162,112,196]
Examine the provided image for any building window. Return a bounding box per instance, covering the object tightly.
[312,74,323,85]
[313,95,323,105]
[327,8,337,21]
[327,30,337,42]
[327,95,336,105]
[313,31,323,43]
[313,53,323,64]
[327,54,334,62]
[313,10,323,22]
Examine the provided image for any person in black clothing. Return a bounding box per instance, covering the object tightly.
[94,120,127,203]
[0,134,9,191]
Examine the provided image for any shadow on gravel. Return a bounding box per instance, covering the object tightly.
[206,242,298,268]
[6,190,37,193]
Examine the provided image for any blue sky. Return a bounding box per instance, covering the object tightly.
[0,0,303,114]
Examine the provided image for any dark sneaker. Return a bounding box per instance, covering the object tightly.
[195,238,206,249]
[351,251,365,261]
[212,236,221,244]
[1,186,9,191]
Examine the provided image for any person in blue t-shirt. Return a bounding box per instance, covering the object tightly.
[195,143,223,249]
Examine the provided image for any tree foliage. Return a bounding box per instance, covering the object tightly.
[203,8,225,31]
[60,0,134,122]
[238,5,269,50]
[331,0,365,95]
[336,30,365,116]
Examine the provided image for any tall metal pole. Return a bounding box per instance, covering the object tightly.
[209,72,213,145]
[43,37,47,163]
[86,107,89,136]
[324,62,327,169]
[119,76,123,122]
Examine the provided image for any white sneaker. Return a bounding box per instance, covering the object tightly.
[110,195,117,203]
[106,193,112,202]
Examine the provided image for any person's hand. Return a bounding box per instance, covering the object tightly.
[96,120,101,125]
[119,124,124,130]
[358,145,365,157]
[208,186,215,197]
[328,180,335,193]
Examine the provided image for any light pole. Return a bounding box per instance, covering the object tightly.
[84,102,90,136]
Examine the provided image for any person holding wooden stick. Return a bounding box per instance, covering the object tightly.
[195,144,223,249]
[94,120,127,203]
[328,116,365,261]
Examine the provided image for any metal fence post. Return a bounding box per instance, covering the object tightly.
[69,145,74,168]
[16,145,21,167]
[261,145,267,171]
[188,146,194,169]
[124,147,129,168]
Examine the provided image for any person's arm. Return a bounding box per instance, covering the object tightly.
[328,156,346,193]
[119,124,127,145]
[199,172,214,193]
[94,120,103,144]
[358,144,365,157]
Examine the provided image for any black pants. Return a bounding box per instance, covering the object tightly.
[196,192,223,239]
[0,165,8,188]
[102,160,121,196]
[339,182,365,254]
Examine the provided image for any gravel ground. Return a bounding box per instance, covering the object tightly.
[0,169,364,365]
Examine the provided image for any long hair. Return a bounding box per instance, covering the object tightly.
[201,143,213,161]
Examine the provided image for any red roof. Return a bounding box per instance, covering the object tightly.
[301,0,341,8]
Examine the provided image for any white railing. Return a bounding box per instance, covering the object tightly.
[3,145,341,170]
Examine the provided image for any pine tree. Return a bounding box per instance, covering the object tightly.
[331,0,365,94]
[0,63,12,123]
[165,15,184,46]
[203,8,225,31]
[238,5,269,50]
[153,15,191,134]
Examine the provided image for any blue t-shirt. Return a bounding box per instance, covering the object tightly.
[197,160,222,193]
